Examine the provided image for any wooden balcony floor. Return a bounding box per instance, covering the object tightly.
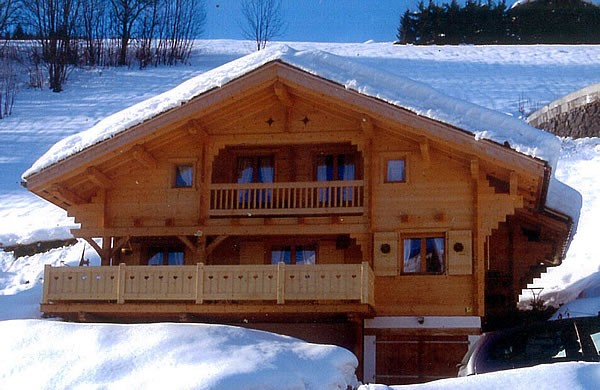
[41,301,375,323]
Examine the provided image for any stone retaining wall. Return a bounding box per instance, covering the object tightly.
[528,83,600,138]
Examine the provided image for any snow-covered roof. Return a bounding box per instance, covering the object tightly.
[22,45,579,221]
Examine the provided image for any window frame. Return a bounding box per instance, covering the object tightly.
[380,152,409,184]
[236,154,275,184]
[401,233,446,275]
[267,242,318,265]
[170,159,197,189]
[385,158,407,183]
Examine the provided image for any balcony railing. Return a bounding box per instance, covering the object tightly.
[42,262,375,307]
[209,180,364,216]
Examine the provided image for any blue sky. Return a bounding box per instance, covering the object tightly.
[204,0,419,42]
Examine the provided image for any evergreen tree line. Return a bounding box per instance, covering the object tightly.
[397,0,600,45]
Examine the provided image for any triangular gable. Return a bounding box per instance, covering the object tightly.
[21,46,579,226]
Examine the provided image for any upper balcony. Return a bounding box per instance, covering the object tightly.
[208,143,365,219]
[209,180,365,217]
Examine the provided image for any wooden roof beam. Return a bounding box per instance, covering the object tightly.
[131,144,157,169]
[50,184,86,205]
[360,116,374,137]
[273,81,294,108]
[419,137,431,165]
[510,171,518,196]
[186,119,209,137]
[86,166,112,189]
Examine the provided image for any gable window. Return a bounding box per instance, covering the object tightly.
[148,249,185,265]
[271,245,316,265]
[402,235,445,274]
[386,159,406,183]
[174,164,194,187]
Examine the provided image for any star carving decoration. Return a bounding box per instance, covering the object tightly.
[301,116,310,126]
[265,117,275,126]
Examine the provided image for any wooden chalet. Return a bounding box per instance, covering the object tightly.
[22,48,577,384]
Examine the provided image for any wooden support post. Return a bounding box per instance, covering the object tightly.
[101,236,111,266]
[195,263,204,304]
[117,263,126,304]
[277,262,285,304]
[360,261,370,304]
[42,264,51,304]
[471,159,485,317]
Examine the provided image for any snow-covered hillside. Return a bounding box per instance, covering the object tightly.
[2,41,600,388]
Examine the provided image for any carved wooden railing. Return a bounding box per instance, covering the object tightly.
[209,180,364,216]
[42,262,375,306]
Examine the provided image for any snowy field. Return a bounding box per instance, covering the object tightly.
[2,40,600,388]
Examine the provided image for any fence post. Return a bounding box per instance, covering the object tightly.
[195,263,204,304]
[277,262,285,304]
[116,263,126,304]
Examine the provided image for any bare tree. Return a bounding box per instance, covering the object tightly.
[135,0,205,68]
[241,0,284,51]
[158,0,205,65]
[80,0,106,66]
[22,0,81,92]
[0,0,17,35]
[109,0,151,66]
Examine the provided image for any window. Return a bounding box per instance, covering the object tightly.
[237,155,274,204]
[316,154,355,181]
[147,250,185,265]
[271,245,316,265]
[316,154,356,202]
[174,164,194,187]
[386,159,406,183]
[402,235,445,274]
[237,156,274,184]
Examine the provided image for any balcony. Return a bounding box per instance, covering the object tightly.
[209,180,365,217]
[42,262,375,311]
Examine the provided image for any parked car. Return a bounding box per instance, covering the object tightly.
[458,316,600,376]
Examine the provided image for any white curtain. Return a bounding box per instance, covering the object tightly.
[176,165,193,187]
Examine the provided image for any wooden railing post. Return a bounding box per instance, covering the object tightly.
[116,263,126,304]
[277,262,285,304]
[360,261,369,304]
[42,264,51,304]
[195,263,204,304]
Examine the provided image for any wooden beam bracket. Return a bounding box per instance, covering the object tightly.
[131,144,158,169]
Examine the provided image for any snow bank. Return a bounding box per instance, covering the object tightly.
[0,320,358,390]
[359,362,600,389]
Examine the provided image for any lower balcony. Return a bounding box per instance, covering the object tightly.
[41,262,375,321]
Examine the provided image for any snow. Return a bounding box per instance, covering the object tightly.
[1,320,358,390]
[3,40,600,388]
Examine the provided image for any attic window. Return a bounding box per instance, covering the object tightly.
[174,164,193,187]
[385,159,406,183]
